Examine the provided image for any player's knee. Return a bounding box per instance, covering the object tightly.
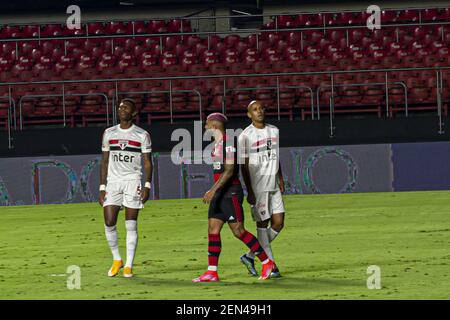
[256,221,269,228]
[105,220,116,227]
[272,221,284,232]
[208,226,220,234]
[232,227,245,238]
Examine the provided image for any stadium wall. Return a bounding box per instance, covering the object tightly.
[2,116,450,157]
[2,140,450,206]
[2,0,450,25]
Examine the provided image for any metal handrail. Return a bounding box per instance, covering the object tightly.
[223,84,314,120]
[115,88,203,124]
[3,65,446,133]
[316,81,408,119]
[2,5,449,27]
[437,70,445,134]
[1,65,450,87]
[18,92,109,129]
[1,20,449,44]
[0,97,14,149]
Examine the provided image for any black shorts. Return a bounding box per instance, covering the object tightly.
[208,185,244,223]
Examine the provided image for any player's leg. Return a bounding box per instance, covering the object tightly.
[243,191,284,275]
[122,180,144,278]
[123,208,139,278]
[241,192,273,275]
[267,190,285,276]
[103,204,123,277]
[193,218,224,282]
[225,190,275,280]
[228,221,275,280]
[240,219,269,277]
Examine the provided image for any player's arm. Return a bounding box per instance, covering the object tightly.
[241,157,255,205]
[237,133,255,204]
[141,152,153,203]
[141,131,153,204]
[98,151,109,206]
[203,161,235,204]
[277,162,285,193]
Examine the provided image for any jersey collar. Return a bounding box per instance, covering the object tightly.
[118,124,134,132]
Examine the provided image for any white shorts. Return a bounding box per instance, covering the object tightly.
[251,190,285,222]
[103,180,144,209]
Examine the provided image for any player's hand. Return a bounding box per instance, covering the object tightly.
[279,179,285,194]
[203,189,216,204]
[141,187,150,204]
[98,191,106,206]
[247,191,256,205]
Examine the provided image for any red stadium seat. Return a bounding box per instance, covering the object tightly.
[105,22,130,34]
[41,24,65,37]
[1,26,23,38]
[132,21,148,34]
[23,25,40,38]
[149,20,167,33]
[167,19,191,33]
[87,23,105,35]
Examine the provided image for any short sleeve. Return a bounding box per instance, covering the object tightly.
[101,131,109,152]
[224,144,236,163]
[237,133,248,162]
[142,132,152,153]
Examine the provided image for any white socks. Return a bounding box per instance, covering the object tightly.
[105,220,139,267]
[125,220,138,268]
[267,227,279,242]
[104,225,121,261]
[247,227,279,260]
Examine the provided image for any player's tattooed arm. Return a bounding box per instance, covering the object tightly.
[141,152,153,203]
[203,163,235,204]
[241,157,255,205]
[278,161,285,193]
[98,151,109,206]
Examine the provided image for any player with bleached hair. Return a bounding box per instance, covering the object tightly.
[192,112,275,282]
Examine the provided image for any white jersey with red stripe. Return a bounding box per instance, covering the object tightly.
[238,123,280,193]
[101,124,152,183]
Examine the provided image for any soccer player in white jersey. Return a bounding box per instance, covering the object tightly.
[238,100,285,278]
[98,98,153,278]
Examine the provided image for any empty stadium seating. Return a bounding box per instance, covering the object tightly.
[0,7,449,127]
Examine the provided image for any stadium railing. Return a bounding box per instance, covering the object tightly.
[1,20,449,57]
[2,64,448,136]
[1,7,449,147]
[18,92,110,129]
[1,5,449,33]
[223,83,315,121]
[115,88,203,124]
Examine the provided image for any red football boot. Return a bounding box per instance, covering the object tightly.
[192,270,219,282]
[259,260,275,280]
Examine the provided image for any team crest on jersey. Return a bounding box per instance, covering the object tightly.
[118,140,128,150]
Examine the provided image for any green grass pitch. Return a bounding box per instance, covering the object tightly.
[0,191,449,300]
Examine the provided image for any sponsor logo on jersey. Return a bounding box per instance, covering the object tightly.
[112,153,135,163]
[118,140,128,150]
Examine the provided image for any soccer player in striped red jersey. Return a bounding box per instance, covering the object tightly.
[98,98,153,278]
[192,113,275,282]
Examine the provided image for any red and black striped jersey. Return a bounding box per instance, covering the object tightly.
[211,135,241,188]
